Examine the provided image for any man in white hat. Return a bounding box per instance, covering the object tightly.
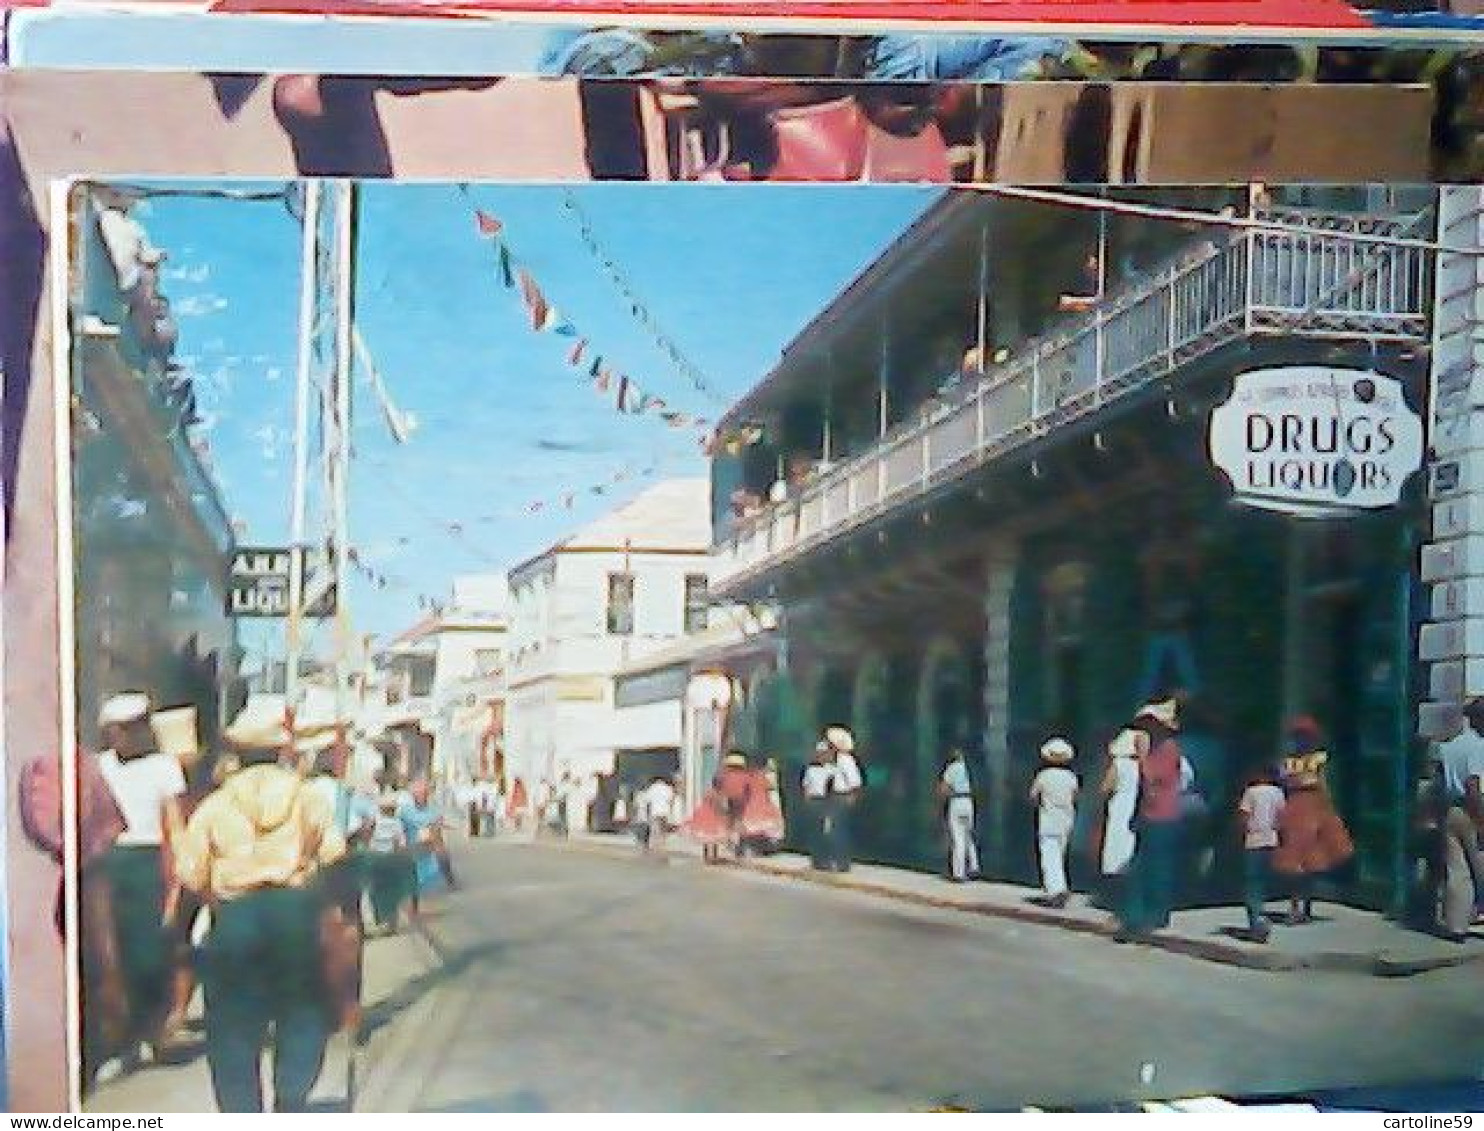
[1029,738,1080,908]
[94,691,187,1062]
[172,710,346,1112]
[823,726,861,872]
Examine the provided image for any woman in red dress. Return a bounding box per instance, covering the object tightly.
[1273,716,1354,924]
[508,777,530,831]
[738,760,785,854]
[684,784,732,863]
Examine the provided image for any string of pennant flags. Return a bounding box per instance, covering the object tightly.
[560,189,728,408]
[457,185,764,456]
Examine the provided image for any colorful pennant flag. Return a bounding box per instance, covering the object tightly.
[475,210,503,237]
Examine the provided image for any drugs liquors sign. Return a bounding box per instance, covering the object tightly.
[1208,367,1423,517]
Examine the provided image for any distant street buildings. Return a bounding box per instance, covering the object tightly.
[504,478,711,826]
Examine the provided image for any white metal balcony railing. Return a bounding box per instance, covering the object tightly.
[715,210,1433,591]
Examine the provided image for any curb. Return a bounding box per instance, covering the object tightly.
[529,836,1484,978]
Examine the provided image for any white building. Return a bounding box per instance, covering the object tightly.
[504,478,711,823]
[427,574,509,785]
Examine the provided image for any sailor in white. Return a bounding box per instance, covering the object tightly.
[940,749,979,882]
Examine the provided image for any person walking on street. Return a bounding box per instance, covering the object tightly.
[634,774,678,859]
[95,692,187,1066]
[400,778,455,898]
[1115,699,1184,941]
[801,743,837,871]
[1236,762,1286,942]
[1434,698,1484,941]
[1273,715,1354,926]
[366,793,415,934]
[939,749,979,882]
[1030,738,1079,907]
[1096,728,1142,910]
[172,717,347,1113]
[823,726,862,872]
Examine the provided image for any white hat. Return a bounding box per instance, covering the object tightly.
[99,692,151,728]
[1040,738,1076,764]
[151,706,200,765]
[1135,699,1180,731]
[824,726,855,754]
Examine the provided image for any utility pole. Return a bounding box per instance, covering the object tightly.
[330,180,357,732]
[285,180,322,730]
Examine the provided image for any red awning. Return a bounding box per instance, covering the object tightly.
[205,0,1372,31]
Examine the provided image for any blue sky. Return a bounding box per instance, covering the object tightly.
[8,11,565,72]
[135,182,936,654]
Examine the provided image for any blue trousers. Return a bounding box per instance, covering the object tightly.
[1244,848,1274,929]
[201,886,329,1112]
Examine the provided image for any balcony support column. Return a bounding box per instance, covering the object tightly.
[980,535,1020,873]
[877,326,890,440]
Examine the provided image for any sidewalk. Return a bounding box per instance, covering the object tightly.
[86,925,445,1113]
[556,830,1484,977]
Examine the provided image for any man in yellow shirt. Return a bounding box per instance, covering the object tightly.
[173,715,346,1113]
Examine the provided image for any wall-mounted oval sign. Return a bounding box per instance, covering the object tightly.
[1207,366,1424,517]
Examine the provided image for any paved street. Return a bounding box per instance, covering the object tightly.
[348,840,1484,1112]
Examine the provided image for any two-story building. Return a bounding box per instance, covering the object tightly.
[70,182,242,755]
[709,185,1439,912]
[504,478,711,823]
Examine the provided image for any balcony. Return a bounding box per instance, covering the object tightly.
[713,209,1432,595]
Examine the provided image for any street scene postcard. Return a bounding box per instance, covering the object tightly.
[46,172,1484,1113]
[7,3,1484,1114]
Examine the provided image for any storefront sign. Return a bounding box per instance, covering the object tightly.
[1207,367,1423,517]
[226,545,336,617]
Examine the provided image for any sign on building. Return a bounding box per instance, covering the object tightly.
[226,546,336,618]
[1208,366,1424,517]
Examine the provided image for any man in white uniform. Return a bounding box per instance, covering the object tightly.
[1436,698,1484,940]
[939,749,979,882]
[95,692,187,1060]
[1029,738,1079,908]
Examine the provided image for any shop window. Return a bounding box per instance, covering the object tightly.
[684,574,709,634]
[607,572,635,636]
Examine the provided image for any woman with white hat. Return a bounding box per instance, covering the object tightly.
[1115,698,1185,941]
[822,726,862,872]
[1029,738,1080,907]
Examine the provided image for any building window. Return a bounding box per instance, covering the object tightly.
[684,574,709,634]
[474,648,502,676]
[607,572,635,636]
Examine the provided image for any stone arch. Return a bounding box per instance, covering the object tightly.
[916,635,981,862]
[850,651,916,864]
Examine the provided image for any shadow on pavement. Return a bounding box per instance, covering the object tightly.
[423,1090,550,1112]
